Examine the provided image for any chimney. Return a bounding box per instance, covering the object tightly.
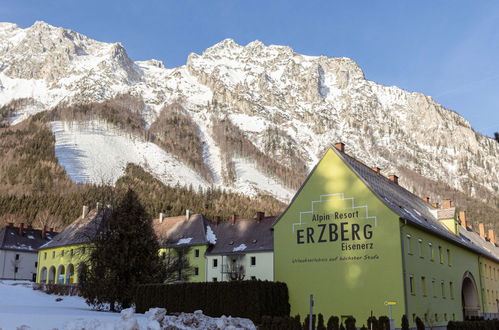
[431,202,440,208]
[459,211,467,228]
[215,216,221,225]
[371,167,381,175]
[186,209,191,221]
[19,223,24,236]
[82,205,89,218]
[422,197,430,204]
[479,223,486,239]
[334,142,345,152]
[231,214,237,224]
[41,225,47,240]
[489,229,496,245]
[7,222,13,227]
[443,199,452,209]
[49,227,54,232]
[256,211,265,222]
[388,174,398,185]
[159,213,166,223]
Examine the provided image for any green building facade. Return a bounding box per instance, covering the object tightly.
[273,145,496,328]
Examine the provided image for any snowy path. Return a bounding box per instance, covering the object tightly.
[0,281,146,329]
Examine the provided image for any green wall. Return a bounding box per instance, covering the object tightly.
[274,149,406,326]
[160,245,208,282]
[402,223,482,327]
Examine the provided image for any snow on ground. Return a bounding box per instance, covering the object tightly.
[232,157,293,203]
[0,280,146,329]
[0,281,256,330]
[50,120,209,189]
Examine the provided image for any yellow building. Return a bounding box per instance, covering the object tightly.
[273,144,499,328]
[153,211,212,283]
[37,205,109,284]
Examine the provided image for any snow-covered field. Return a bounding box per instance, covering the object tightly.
[0,281,256,330]
[0,280,146,329]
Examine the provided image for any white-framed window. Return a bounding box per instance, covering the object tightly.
[406,235,412,255]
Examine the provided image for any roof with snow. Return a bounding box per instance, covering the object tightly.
[39,208,110,250]
[153,214,212,248]
[274,147,499,262]
[335,149,499,261]
[0,225,57,252]
[207,216,275,255]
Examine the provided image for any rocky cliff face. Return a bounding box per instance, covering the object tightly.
[0,21,497,204]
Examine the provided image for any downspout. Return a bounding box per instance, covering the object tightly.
[399,218,409,321]
[477,254,485,316]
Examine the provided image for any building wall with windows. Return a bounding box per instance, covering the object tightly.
[273,146,499,329]
[0,250,38,281]
[205,251,273,282]
[402,223,482,326]
[159,245,208,283]
[480,256,499,316]
[37,243,90,284]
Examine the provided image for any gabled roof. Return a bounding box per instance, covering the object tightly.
[39,208,110,250]
[153,214,212,248]
[0,226,57,252]
[207,216,275,255]
[334,149,499,261]
[274,147,499,262]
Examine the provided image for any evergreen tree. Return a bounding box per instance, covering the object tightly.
[494,132,499,143]
[80,189,165,311]
[401,314,409,330]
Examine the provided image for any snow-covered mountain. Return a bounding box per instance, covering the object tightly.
[1,21,497,204]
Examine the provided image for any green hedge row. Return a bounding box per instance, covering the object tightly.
[134,280,290,323]
[33,283,80,296]
[447,319,499,330]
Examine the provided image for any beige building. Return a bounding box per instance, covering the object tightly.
[0,223,56,281]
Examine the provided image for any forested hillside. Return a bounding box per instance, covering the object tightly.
[0,116,285,230]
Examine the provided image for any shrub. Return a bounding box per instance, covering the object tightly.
[415,316,425,330]
[378,316,390,330]
[345,316,356,330]
[327,315,339,330]
[401,314,409,330]
[317,313,326,330]
[35,283,80,296]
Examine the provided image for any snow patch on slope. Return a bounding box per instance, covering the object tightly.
[232,157,293,202]
[50,120,209,188]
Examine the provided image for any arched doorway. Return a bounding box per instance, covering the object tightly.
[48,266,56,284]
[57,265,65,284]
[67,264,75,284]
[40,267,47,284]
[462,271,480,319]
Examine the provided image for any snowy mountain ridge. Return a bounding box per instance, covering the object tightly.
[0,21,497,204]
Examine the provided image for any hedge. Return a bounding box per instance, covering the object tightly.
[447,319,499,330]
[134,280,290,323]
[33,283,80,296]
